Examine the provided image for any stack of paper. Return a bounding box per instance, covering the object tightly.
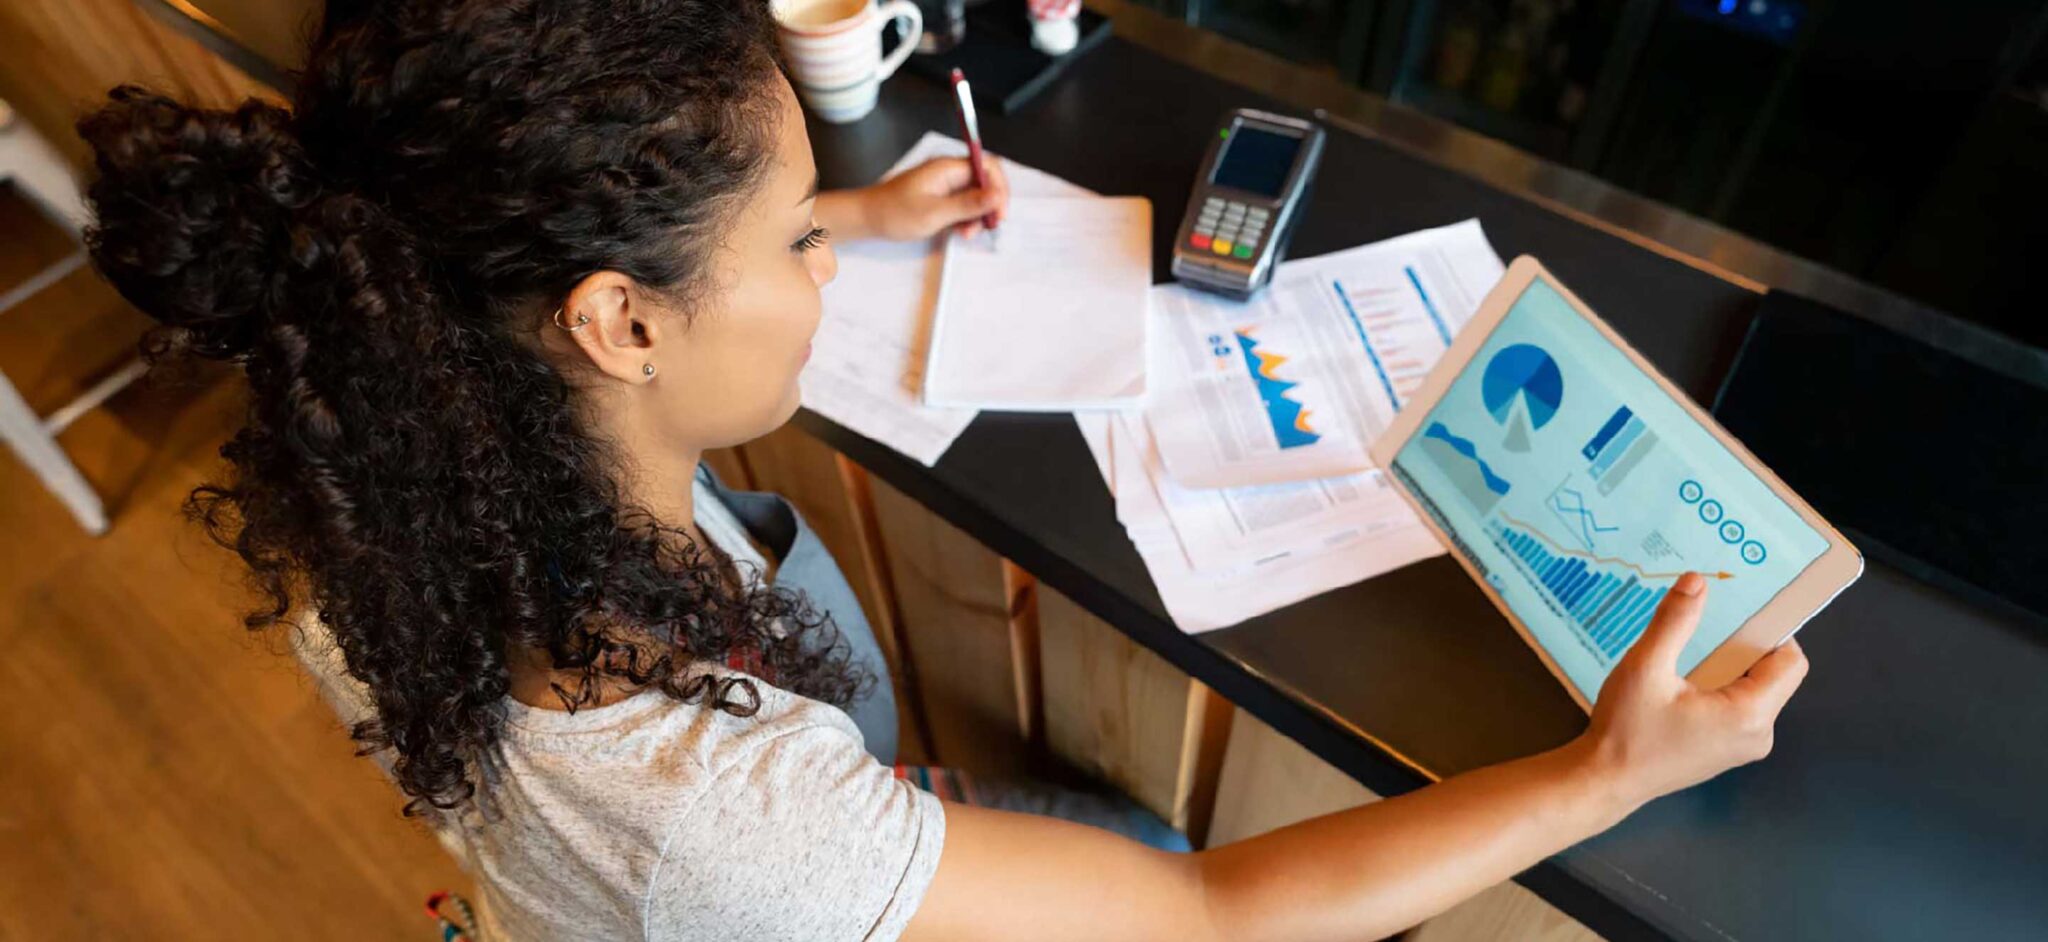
[1073,222,1509,634]
[923,196,1152,410]
[801,133,1096,465]
[1076,410,1445,633]
[1144,220,1507,489]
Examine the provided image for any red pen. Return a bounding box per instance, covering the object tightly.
[948,68,1000,235]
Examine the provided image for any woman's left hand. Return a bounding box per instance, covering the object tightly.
[830,155,1011,242]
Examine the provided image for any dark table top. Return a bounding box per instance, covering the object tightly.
[803,38,2048,942]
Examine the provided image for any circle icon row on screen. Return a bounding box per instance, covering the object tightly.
[1679,479,1767,565]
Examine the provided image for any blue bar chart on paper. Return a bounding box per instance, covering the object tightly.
[1486,519,1671,661]
[1331,272,1457,412]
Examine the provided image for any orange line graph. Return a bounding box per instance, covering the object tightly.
[1497,513,1733,582]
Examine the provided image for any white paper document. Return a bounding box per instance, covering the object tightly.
[1076,411,1443,634]
[801,133,1092,465]
[1134,419,1422,574]
[1144,219,1506,488]
[924,196,1151,410]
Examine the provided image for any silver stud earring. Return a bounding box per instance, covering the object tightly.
[642,363,656,378]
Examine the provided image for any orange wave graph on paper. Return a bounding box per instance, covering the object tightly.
[1496,513,1733,582]
[1247,342,1287,378]
[1234,328,1321,448]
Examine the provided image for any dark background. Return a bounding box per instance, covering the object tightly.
[1123,0,2048,350]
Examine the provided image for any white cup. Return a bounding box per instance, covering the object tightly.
[1027,0,1080,56]
[774,0,924,124]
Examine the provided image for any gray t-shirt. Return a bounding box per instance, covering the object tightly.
[445,673,946,941]
[293,480,944,941]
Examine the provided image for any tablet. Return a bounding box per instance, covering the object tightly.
[1369,257,1861,710]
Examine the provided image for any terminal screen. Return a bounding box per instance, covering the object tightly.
[1389,278,1829,703]
[1211,126,1301,198]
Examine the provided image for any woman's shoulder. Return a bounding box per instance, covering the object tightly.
[666,667,871,777]
[495,665,868,780]
[452,672,895,941]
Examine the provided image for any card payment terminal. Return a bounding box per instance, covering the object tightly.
[1170,109,1325,299]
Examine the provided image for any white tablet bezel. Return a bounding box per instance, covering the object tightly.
[1369,256,1863,711]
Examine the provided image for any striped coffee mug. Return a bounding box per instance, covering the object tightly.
[773,0,923,124]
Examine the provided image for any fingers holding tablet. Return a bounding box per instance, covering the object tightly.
[1717,638,1810,721]
[1627,571,1708,673]
[1583,572,1812,807]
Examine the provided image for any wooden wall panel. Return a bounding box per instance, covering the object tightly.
[1206,708,1380,848]
[1002,560,1043,744]
[866,475,1028,777]
[1175,682,1233,847]
[0,0,278,169]
[1405,882,1603,942]
[1038,584,1227,835]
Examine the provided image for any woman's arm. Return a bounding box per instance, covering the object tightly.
[913,742,1619,942]
[903,573,1809,942]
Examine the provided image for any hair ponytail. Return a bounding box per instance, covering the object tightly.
[80,87,318,359]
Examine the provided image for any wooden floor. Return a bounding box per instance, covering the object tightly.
[0,187,471,938]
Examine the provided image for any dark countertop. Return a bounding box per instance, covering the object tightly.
[804,38,2048,942]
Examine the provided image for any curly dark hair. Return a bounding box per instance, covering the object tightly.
[76,0,866,814]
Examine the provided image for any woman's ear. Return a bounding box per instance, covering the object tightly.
[558,271,664,385]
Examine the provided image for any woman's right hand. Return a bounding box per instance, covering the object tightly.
[1575,571,1811,815]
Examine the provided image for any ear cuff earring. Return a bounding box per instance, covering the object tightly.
[551,308,651,378]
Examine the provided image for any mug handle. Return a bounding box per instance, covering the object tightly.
[872,0,923,83]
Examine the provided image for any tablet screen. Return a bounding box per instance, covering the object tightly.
[1389,278,1830,702]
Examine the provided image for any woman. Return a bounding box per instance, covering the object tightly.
[79,1,1808,939]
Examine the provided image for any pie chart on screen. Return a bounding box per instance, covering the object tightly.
[1482,344,1562,452]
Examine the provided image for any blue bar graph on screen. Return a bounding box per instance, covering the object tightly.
[1487,519,1671,661]
[1581,406,1634,460]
